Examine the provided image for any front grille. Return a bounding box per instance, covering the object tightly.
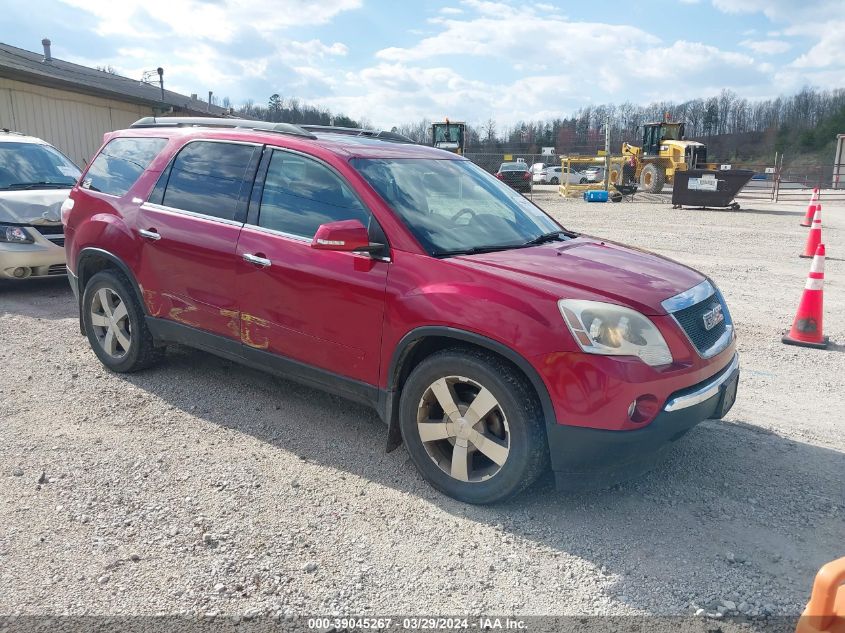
[35,225,64,236]
[47,238,65,247]
[672,295,728,355]
[47,264,67,276]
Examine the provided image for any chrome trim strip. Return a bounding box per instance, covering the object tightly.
[661,279,714,313]
[240,223,310,243]
[140,202,244,227]
[663,353,739,412]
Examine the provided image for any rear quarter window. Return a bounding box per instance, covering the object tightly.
[82,137,167,197]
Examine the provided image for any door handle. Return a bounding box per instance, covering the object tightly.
[243,253,271,268]
[139,229,161,241]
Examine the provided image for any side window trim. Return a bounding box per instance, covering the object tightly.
[246,146,272,227]
[147,138,262,224]
[139,201,246,227]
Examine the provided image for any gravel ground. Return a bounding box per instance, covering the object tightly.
[1,192,843,627]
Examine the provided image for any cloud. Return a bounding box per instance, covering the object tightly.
[377,3,658,64]
[739,39,791,54]
[57,0,363,41]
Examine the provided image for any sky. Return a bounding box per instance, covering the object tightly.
[2,0,844,129]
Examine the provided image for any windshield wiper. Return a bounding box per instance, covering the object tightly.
[523,230,568,246]
[2,181,74,190]
[434,243,524,257]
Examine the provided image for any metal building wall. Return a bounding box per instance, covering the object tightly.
[0,77,152,166]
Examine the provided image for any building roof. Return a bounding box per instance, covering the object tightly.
[0,41,230,116]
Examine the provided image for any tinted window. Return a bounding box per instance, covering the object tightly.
[83,137,166,197]
[162,141,256,221]
[257,151,368,238]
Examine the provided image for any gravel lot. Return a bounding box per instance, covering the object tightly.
[1,192,843,627]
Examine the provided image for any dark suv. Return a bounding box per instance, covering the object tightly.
[64,118,738,504]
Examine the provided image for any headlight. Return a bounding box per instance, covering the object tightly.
[558,299,673,367]
[0,224,34,244]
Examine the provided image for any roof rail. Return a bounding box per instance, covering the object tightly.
[301,125,416,144]
[129,117,317,139]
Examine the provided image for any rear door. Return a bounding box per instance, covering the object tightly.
[234,148,389,386]
[137,139,260,339]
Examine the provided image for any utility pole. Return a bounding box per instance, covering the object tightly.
[157,67,164,103]
[604,116,611,192]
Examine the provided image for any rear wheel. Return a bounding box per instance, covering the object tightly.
[399,348,548,504]
[550,177,559,185]
[81,270,163,373]
[640,163,666,193]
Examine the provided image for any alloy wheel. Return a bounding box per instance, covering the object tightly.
[89,287,132,359]
[416,376,510,483]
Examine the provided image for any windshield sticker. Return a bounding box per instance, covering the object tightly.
[58,166,79,178]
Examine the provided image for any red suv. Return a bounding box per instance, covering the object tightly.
[63,118,738,504]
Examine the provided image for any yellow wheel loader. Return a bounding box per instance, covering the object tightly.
[431,119,466,155]
[615,121,707,193]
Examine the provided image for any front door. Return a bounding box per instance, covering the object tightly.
[235,148,389,386]
[136,139,260,339]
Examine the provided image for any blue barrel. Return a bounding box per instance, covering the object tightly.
[583,190,609,202]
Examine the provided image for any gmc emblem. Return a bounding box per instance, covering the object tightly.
[702,304,724,331]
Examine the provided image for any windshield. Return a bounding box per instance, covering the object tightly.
[500,163,527,171]
[351,158,562,256]
[0,142,81,190]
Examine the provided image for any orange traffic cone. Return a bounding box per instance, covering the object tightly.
[795,557,845,633]
[783,243,828,349]
[800,188,820,227]
[800,206,823,258]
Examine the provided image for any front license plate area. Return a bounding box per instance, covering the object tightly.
[712,371,739,419]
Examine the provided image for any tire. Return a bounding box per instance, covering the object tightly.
[550,177,559,185]
[579,177,588,184]
[609,165,624,186]
[639,163,666,193]
[398,348,549,504]
[81,270,164,373]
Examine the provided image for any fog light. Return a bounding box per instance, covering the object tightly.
[13,267,30,278]
[629,395,659,424]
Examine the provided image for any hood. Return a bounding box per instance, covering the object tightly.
[0,189,70,225]
[451,237,705,315]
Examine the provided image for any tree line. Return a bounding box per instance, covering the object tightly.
[393,87,845,161]
[231,93,366,129]
[222,87,844,162]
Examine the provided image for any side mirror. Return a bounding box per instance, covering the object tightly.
[310,220,384,255]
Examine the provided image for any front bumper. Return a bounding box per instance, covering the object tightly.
[547,353,739,491]
[0,229,67,279]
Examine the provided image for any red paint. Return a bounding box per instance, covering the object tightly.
[66,125,736,434]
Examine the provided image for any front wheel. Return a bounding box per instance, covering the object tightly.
[639,163,666,193]
[399,348,549,504]
[81,270,163,372]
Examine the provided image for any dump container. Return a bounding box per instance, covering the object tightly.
[583,190,608,202]
[672,168,754,209]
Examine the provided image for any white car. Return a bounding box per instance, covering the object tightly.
[535,166,585,185]
[0,131,80,280]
